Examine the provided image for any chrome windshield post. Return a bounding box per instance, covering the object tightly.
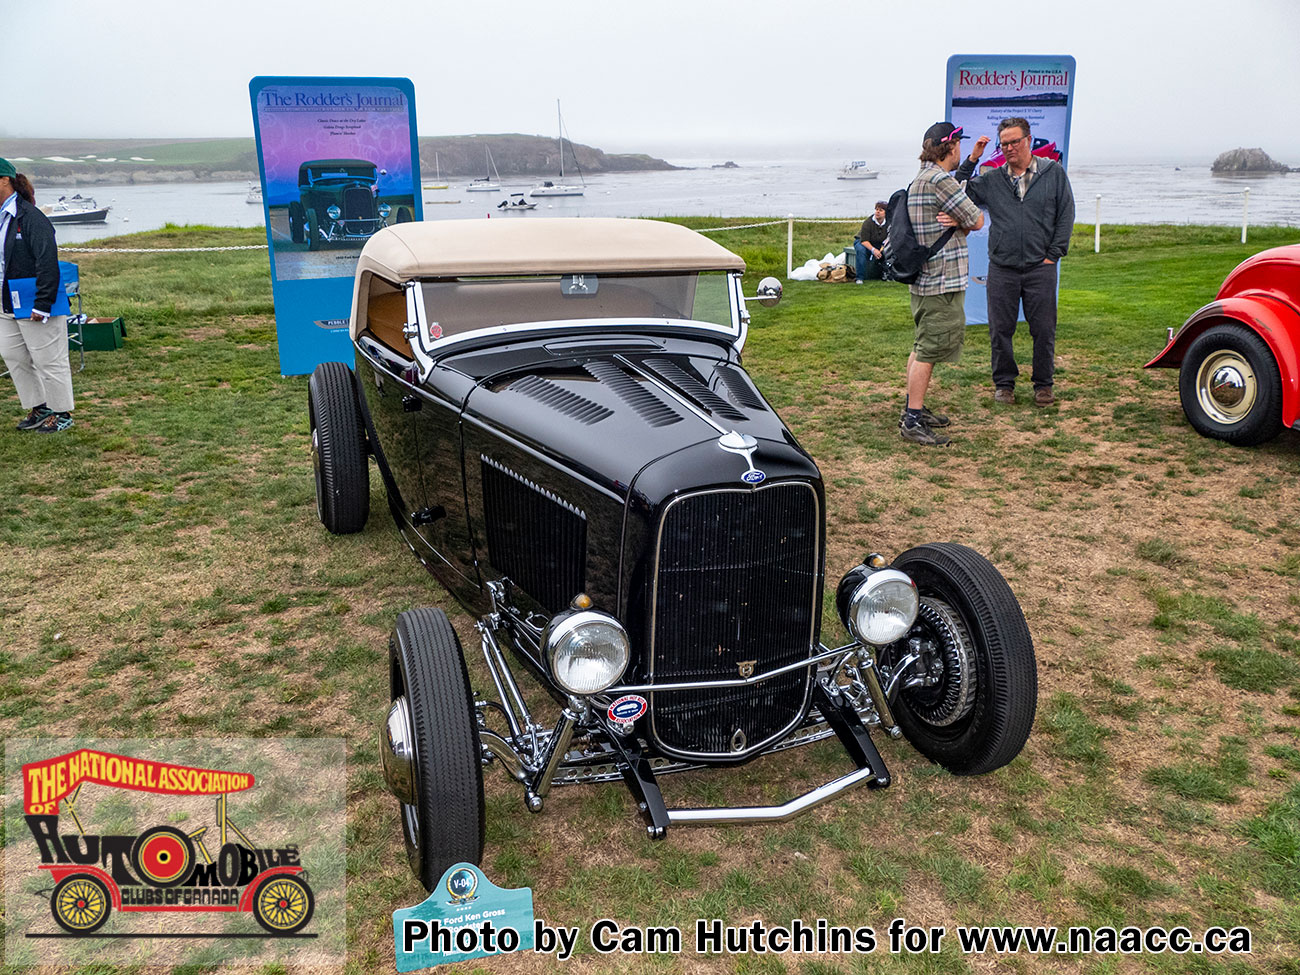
[403,281,435,383]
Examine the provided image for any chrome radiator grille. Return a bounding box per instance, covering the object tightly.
[648,483,820,759]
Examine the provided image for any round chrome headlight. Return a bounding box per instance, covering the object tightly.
[843,569,919,646]
[544,610,630,696]
[326,204,341,220]
[378,203,392,218]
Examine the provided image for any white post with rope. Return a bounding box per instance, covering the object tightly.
[1094,195,1101,253]
[787,214,794,278]
[1241,188,1250,244]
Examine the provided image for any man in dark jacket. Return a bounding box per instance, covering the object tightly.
[951,117,1075,406]
[853,201,889,283]
[0,157,75,432]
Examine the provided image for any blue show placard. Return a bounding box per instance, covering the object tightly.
[249,76,422,376]
[392,863,535,972]
[946,55,1076,324]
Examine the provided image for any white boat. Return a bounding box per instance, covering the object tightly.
[41,194,110,224]
[423,151,449,190]
[837,160,879,180]
[496,196,537,211]
[245,182,263,204]
[466,147,502,192]
[531,100,585,197]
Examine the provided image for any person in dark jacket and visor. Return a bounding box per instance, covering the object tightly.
[0,158,75,432]
[946,116,1075,407]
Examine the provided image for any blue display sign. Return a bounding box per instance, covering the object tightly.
[249,76,422,375]
[392,863,535,972]
[945,55,1076,324]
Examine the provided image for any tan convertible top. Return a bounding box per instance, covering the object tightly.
[354,217,746,280]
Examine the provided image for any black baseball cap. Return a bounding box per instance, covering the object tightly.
[923,122,964,144]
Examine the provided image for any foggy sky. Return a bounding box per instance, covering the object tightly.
[11,0,1300,165]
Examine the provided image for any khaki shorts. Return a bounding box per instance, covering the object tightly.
[909,291,967,364]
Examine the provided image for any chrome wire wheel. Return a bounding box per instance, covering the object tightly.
[1194,349,1257,425]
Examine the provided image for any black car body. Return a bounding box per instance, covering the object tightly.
[308,218,1038,891]
[288,158,411,250]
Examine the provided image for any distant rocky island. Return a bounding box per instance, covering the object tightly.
[0,135,678,185]
[1211,147,1291,174]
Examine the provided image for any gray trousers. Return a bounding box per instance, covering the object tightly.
[0,312,75,412]
[987,262,1058,391]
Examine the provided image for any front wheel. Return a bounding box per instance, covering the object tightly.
[252,874,315,934]
[395,206,413,224]
[883,543,1037,775]
[305,208,320,251]
[308,362,369,534]
[51,874,112,934]
[288,201,305,244]
[1178,324,1283,445]
[388,608,484,891]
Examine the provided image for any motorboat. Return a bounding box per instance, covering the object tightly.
[246,182,263,205]
[496,196,537,211]
[531,100,585,197]
[41,194,110,224]
[837,161,879,180]
[466,148,502,192]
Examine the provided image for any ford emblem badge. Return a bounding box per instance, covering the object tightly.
[741,469,766,485]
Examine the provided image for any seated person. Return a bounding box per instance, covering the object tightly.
[853,201,889,283]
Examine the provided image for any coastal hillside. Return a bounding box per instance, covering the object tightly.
[0,135,676,185]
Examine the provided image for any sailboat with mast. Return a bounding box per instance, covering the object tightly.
[531,100,585,197]
[423,151,449,190]
[466,146,502,192]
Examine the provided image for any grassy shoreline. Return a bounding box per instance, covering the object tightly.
[2,222,1298,974]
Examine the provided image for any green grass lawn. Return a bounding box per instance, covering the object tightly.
[1,222,1298,974]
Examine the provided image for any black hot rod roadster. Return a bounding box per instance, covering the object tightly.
[308,218,1038,890]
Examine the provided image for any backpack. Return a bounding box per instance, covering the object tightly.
[879,185,956,284]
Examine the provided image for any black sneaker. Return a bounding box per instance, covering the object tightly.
[17,405,52,431]
[916,405,950,428]
[899,415,950,446]
[32,411,74,433]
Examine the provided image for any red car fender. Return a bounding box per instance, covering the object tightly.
[237,865,306,912]
[1145,294,1300,429]
[40,864,123,908]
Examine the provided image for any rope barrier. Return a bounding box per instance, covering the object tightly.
[59,245,269,253]
[695,220,786,233]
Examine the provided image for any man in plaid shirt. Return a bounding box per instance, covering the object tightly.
[901,122,984,446]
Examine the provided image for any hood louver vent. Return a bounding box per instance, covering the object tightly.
[641,358,747,422]
[507,374,613,425]
[715,364,767,412]
[583,360,682,428]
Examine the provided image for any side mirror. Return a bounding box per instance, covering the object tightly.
[745,276,782,308]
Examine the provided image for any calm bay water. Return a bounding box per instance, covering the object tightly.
[45,160,1298,246]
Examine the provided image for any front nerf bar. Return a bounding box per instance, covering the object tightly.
[613,683,892,838]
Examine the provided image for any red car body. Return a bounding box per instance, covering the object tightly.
[1146,244,1300,444]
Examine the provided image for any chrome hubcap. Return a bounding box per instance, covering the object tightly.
[380,696,417,806]
[1196,351,1256,424]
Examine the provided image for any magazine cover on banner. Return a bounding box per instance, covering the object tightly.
[249,76,421,375]
[946,55,1076,324]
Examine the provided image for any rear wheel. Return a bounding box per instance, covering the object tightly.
[389,608,484,891]
[1178,324,1283,445]
[884,543,1037,775]
[308,362,369,534]
[252,874,315,934]
[51,874,112,934]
